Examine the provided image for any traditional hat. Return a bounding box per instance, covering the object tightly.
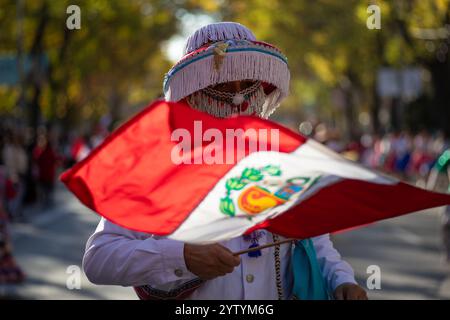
[163,22,290,118]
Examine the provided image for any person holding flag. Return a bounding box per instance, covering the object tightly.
[80,22,367,300]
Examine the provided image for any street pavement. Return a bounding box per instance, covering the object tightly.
[333,207,450,299]
[1,183,449,299]
[1,184,136,299]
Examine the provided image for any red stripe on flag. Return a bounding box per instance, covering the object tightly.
[60,100,305,235]
[246,180,450,238]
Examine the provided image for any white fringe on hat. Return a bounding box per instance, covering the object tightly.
[165,49,289,116]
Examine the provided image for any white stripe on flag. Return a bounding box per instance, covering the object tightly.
[169,139,396,243]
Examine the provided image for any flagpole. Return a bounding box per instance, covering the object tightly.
[232,238,297,256]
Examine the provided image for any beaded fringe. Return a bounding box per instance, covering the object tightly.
[186,85,267,118]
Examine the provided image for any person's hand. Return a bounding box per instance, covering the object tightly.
[184,243,241,280]
[334,283,368,300]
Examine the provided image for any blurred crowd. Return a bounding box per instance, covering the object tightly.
[309,123,450,189]
[360,131,448,184]
[310,122,450,262]
[0,121,109,284]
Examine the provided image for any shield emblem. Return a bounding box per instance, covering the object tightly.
[237,185,286,215]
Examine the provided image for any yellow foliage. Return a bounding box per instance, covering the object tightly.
[304,53,336,85]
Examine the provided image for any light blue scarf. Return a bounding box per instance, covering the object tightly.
[291,238,331,300]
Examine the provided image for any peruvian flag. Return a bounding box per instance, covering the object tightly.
[61,100,450,243]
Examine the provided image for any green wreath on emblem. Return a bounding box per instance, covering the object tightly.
[219,165,282,217]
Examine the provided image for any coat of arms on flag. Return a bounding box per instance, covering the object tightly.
[220,165,320,219]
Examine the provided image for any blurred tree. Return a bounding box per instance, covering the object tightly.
[0,0,181,131]
[1,0,449,138]
[216,0,450,137]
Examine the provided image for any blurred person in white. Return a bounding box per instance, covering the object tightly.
[2,130,28,220]
[82,22,367,300]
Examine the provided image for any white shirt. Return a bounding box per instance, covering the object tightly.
[83,218,357,299]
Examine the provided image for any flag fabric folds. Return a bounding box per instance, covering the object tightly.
[61,100,450,243]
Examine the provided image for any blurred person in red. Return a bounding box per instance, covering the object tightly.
[0,164,25,283]
[33,132,60,207]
